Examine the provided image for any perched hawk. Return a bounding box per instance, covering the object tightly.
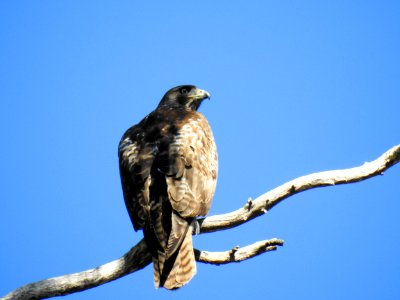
[118,85,218,289]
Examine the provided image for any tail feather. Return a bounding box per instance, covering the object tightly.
[153,227,196,289]
[152,252,164,288]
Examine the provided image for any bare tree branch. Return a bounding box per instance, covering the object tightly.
[199,144,400,233]
[195,238,284,265]
[2,145,399,300]
[1,238,284,300]
[2,240,151,300]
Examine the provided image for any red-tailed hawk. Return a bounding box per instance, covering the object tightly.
[118,85,218,289]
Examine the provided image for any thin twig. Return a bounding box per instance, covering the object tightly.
[195,238,284,265]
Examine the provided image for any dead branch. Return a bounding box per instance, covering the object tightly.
[194,238,284,264]
[2,145,399,300]
[1,240,151,300]
[199,144,400,233]
[1,238,284,300]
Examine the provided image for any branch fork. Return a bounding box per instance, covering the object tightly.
[3,145,400,300]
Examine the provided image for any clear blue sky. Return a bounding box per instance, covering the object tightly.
[1,1,399,299]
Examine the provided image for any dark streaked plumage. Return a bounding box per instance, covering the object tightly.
[118,85,218,289]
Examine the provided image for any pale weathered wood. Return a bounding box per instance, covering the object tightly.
[1,239,284,300]
[194,238,284,264]
[2,240,151,300]
[2,145,399,300]
[199,144,400,233]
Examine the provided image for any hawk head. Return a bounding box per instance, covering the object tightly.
[158,85,210,111]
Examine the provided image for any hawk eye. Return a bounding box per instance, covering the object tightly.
[180,88,188,95]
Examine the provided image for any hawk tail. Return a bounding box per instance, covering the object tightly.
[153,226,196,290]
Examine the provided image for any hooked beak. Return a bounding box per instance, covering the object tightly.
[194,88,211,101]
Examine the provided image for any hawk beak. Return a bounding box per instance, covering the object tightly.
[204,90,211,100]
[198,89,211,100]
